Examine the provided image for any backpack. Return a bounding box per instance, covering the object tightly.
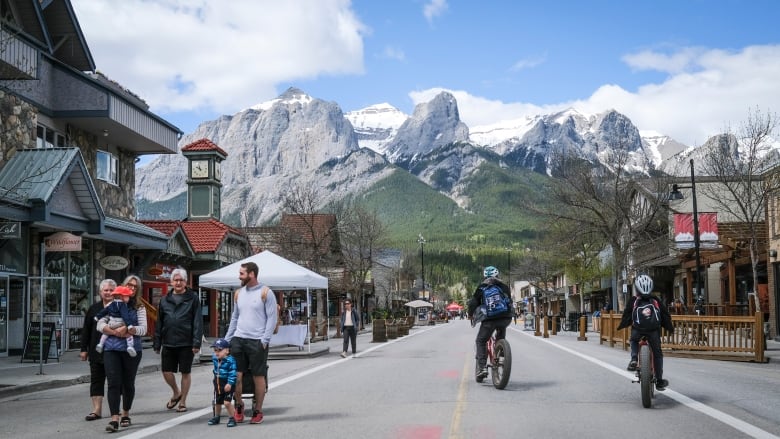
[482,284,510,317]
[631,295,661,332]
[234,286,280,334]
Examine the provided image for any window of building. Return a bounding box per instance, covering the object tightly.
[96,150,118,185]
[35,125,66,149]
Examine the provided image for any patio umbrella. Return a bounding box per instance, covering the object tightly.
[445,302,463,311]
[404,299,433,308]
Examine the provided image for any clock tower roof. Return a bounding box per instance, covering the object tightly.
[181,138,228,158]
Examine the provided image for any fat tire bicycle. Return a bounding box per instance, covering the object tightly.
[632,335,655,408]
[472,319,512,389]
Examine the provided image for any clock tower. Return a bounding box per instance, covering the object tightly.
[181,138,227,220]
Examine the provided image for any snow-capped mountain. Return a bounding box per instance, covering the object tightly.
[136,87,689,225]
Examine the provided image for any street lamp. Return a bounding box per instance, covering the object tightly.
[505,247,511,292]
[418,234,426,301]
[669,158,704,308]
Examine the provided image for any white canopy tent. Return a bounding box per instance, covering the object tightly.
[199,250,328,352]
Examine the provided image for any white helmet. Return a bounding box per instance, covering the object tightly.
[634,274,653,296]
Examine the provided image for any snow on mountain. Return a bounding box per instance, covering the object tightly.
[344,103,408,155]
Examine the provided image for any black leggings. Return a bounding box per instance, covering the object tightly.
[103,350,141,416]
[89,360,106,397]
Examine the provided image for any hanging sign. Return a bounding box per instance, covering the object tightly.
[100,256,129,270]
[44,231,82,252]
[0,221,21,239]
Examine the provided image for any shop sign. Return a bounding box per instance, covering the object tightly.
[147,263,177,280]
[100,256,129,270]
[0,222,21,239]
[44,231,81,252]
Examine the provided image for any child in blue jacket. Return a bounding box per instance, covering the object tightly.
[208,338,238,427]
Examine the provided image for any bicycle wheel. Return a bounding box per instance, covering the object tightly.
[491,339,512,390]
[639,344,653,408]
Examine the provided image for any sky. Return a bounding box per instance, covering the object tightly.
[72,0,780,155]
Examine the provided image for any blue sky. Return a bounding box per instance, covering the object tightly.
[73,0,780,154]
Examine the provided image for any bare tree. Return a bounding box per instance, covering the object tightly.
[337,204,387,326]
[698,108,780,304]
[539,147,669,310]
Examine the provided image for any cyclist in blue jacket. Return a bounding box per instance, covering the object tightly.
[468,266,513,379]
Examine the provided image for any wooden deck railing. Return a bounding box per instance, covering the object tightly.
[139,296,157,322]
[599,311,765,363]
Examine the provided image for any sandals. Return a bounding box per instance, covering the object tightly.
[120,416,131,427]
[166,395,182,410]
[106,421,119,433]
[85,412,101,421]
[176,405,187,413]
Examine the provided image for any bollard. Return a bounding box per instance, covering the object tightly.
[534,315,541,336]
[543,316,549,338]
[577,314,587,341]
[551,316,558,335]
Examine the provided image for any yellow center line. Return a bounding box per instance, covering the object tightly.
[449,350,472,439]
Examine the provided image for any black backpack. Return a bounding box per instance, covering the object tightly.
[631,295,661,332]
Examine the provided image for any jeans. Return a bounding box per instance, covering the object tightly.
[103,349,142,416]
[342,326,357,354]
[475,317,512,368]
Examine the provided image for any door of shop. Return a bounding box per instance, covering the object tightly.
[143,281,168,336]
[0,276,7,356]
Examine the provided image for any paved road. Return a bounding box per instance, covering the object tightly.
[1,320,779,439]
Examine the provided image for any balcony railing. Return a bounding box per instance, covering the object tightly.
[0,27,38,79]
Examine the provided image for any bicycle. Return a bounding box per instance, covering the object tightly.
[471,318,512,389]
[632,335,655,408]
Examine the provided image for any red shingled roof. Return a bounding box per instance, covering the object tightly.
[180,219,245,253]
[139,220,182,236]
[180,138,228,157]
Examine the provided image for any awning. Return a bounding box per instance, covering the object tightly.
[405,300,433,308]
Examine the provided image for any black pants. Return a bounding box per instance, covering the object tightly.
[475,317,512,368]
[89,359,106,397]
[342,326,357,354]
[103,350,141,416]
[630,328,664,380]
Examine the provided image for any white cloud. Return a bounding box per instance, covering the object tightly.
[413,45,780,147]
[509,55,546,72]
[379,45,406,61]
[423,0,448,24]
[73,0,367,114]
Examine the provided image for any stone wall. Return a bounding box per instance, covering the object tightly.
[0,90,36,165]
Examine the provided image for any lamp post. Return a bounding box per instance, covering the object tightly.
[506,247,512,293]
[669,158,704,307]
[418,234,426,301]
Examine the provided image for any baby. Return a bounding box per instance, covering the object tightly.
[94,285,138,357]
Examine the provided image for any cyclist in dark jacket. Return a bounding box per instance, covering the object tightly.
[468,265,513,380]
[617,274,674,391]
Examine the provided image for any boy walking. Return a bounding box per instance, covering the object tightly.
[208,338,237,427]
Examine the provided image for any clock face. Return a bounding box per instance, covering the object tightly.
[191,160,209,178]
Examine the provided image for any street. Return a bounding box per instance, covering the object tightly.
[1,320,779,439]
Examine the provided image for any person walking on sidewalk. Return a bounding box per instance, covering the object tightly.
[225,262,277,425]
[154,268,203,414]
[80,279,116,422]
[340,300,360,358]
[96,284,147,432]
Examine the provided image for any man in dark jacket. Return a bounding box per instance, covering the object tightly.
[617,274,674,391]
[154,268,203,412]
[468,265,513,380]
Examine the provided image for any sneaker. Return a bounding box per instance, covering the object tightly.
[250,410,263,424]
[477,367,488,379]
[126,346,137,357]
[95,344,104,354]
[234,405,244,423]
[627,360,638,371]
[207,416,220,425]
[226,417,237,428]
[656,378,669,391]
[340,351,347,358]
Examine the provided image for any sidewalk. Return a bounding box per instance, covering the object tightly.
[0,330,362,399]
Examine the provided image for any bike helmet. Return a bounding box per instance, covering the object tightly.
[634,274,653,296]
[483,266,499,278]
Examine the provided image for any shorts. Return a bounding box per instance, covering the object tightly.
[161,346,195,374]
[212,379,235,404]
[229,337,268,377]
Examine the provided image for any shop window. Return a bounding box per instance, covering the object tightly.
[36,125,66,149]
[96,150,118,185]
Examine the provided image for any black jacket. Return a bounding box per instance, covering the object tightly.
[467,278,513,320]
[153,289,203,350]
[81,300,106,363]
[617,294,674,333]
